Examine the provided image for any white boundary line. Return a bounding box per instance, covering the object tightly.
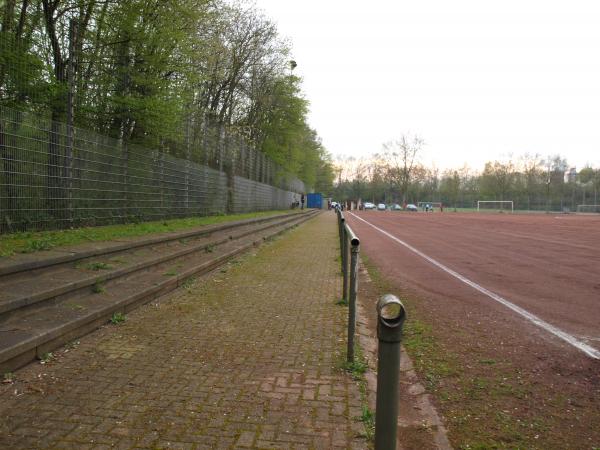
[350,213,600,360]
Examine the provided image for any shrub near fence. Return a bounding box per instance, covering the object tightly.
[0,106,305,232]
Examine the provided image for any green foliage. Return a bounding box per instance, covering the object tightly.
[2,372,15,383]
[110,312,126,324]
[181,276,196,290]
[0,0,334,192]
[91,281,105,294]
[359,406,376,441]
[21,238,53,253]
[343,358,368,380]
[80,262,113,271]
[333,151,599,212]
[0,210,288,257]
[40,352,54,364]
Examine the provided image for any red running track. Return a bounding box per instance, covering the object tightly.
[346,210,600,359]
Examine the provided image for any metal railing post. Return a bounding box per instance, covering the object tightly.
[375,294,406,450]
[342,224,348,303]
[346,226,360,363]
[338,208,344,261]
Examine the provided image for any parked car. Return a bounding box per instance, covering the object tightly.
[391,203,402,211]
[406,204,418,211]
[377,203,386,211]
[363,202,376,210]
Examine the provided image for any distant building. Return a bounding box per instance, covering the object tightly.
[564,167,577,183]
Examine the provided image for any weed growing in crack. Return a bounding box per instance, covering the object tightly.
[360,405,375,441]
[91,281,105,294]
[340,344,374,443]
[82,261,113,271]
[40,352,54,364]
[182,277,196,290]
[110,312,126,324]
[344,358,368,380]
[2,372,15,384]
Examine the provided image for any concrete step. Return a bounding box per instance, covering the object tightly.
[0,211,306,277]
[0,212,305,317]
[0,211,318,372]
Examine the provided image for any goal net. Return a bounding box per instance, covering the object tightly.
[417,202,443,211]
[576,204,600,213]
[477,200,514,213]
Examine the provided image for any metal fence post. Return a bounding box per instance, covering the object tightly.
[375,294,406,450]
[346,226,360,363]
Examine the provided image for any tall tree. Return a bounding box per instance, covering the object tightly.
[378,134,424,204]
[480,159,516,201]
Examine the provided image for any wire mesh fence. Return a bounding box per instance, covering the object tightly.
[0,105,305,233]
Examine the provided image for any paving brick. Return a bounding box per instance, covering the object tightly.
[0,213,367,449]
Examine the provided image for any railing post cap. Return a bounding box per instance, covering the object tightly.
[377,294,406,342]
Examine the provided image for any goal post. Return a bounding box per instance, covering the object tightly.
[477,200,514,213]
[417,201,443,211]
[576,204,600,213]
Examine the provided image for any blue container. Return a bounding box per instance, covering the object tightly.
[306,193,323,209]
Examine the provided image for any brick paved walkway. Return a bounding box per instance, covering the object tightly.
[0,212,367,449]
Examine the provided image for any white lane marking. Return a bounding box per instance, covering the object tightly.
[350,213,600,360]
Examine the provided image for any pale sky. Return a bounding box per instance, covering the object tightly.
[253,0,600,171]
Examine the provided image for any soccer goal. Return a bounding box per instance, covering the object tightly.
[576,204,600,214]
[477,200,514,213]
[417,201,443,211]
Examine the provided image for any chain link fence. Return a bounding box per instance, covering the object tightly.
[0,105,306,232]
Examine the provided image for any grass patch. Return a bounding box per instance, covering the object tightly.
[66,303,85,311]
[403,319,460,393]
[163,269,178,277]
[181,277,196,290]
[360,405,376,442]
[340,343,374,443]
[361,254,461,391]
[0,210,293,257]
[109,257,126,265]
[21,238,53,253]
[39,352,54,364]
[343,357,368,380]
[91,281,105,294]
[78,261,113,271]
[478,358,497,365]
[2,372,15,384]
[110,312,126,324]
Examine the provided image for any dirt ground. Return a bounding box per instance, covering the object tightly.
[347,211,600,449]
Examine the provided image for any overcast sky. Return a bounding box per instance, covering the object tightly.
[253,0,600,171]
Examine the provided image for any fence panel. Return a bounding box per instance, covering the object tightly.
[0,106,305,232]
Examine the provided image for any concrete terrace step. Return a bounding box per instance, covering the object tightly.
[0,211,307,277]
[0,211,318,372]
[0,212,307,317]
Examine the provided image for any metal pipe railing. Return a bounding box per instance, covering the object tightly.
[375,294,406,450]
[335,207,360,363]
[344,221,360,363]
[334,207,407,449]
